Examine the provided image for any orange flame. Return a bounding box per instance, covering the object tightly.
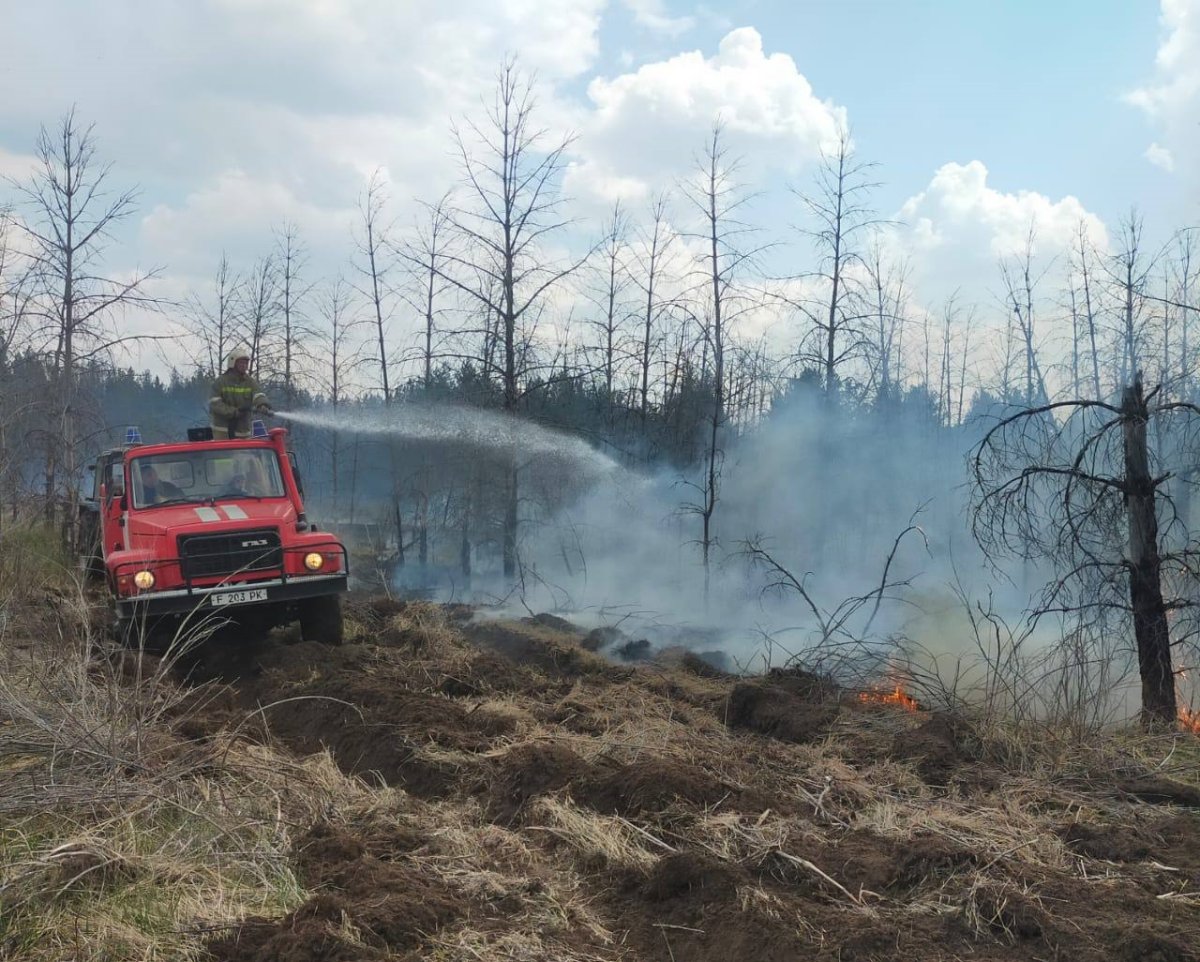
[1179,705,1200,734]
[857,684,920,712]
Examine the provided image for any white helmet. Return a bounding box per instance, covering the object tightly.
[226,345,251,370]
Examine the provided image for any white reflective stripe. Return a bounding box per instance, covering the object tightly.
[221,505,248,520]
[194,507,221,522]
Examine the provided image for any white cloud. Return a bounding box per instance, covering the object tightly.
[621,0,695,36]
[1146,142,1176,171]
[141,171,356,273]
[0,147,39,184]
[893,160,1109,302]
[1127,0,1200,176]
[567,27,847,202]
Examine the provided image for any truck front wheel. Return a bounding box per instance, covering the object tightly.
[298,595,344,646]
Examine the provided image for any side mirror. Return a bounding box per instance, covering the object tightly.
[288,452,305,498]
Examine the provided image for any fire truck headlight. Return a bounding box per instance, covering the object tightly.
[304,552,324,571]
[133,570,155,590]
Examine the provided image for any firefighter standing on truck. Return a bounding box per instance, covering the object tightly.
[210,347,271,439]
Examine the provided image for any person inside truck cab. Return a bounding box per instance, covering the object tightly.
[138,464,183,504]
[209,347,272,440]
[241,457,268,496]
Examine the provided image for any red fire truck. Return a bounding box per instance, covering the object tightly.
[80,425,347,644]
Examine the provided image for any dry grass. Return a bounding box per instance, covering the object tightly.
[0,533,353,961]
[1,527,1199,960]
[527,795,661,872]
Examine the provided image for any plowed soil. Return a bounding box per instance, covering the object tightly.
[173,599,1200,962]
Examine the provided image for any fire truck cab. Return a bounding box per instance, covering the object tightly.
[81,425,347,644]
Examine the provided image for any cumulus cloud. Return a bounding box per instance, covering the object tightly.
[1126,0,1200,177]
[892,161,1108,301]
[3,0,605,217]
[567,27,847,203]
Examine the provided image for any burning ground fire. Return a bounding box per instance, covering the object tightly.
[1177,669,1200,734]
[857,684,921,712]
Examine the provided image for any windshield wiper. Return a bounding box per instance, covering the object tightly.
[212,492,269,501]
[145,495,209,508]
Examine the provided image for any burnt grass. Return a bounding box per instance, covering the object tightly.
[176,599,1200,962]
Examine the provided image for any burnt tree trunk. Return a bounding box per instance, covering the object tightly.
[1122,377,1176,726]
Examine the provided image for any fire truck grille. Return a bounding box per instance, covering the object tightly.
[179,528,282,580]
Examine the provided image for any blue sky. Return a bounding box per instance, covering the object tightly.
[0,0,1194,378]
[590,0,1175,226]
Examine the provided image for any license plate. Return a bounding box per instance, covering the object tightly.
[210,588,268,607]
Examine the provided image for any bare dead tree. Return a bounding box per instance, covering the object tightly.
[423,58,586,580]
[862,235,909,407]
[240,255,280,381]
[1068,219,1104,399]
[351,169,407,563]
[629,192,680,433]
[317,274,364,514]
[1106,210,1160,389]
[1170,228,1197,399]
[7,109,161,541]
[352,170,398,403]
[786,128,881,404]
[275,222,315,405]
[678,122,764,602]
[970,375,1200,727]
[581,201,634,418]
[396,192,457,567]
[398,192,456,393]
[997,224,1052,407]
[186,252,241,378]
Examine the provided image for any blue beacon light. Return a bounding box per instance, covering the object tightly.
[125,426,143,445]
[251,419,268,438]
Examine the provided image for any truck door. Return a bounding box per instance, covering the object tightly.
[99,457,126,555]
[78,462,102,572]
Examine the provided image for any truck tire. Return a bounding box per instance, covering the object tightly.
[299,595,343,646]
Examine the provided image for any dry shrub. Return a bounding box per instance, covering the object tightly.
[0,529,362,960]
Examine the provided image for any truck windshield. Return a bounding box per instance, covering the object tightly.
[130,448,285,508]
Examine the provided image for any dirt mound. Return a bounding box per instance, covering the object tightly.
[168,602,1200,962]
[576,757,736,816]
[207,820,465,962]
[891,713,970,784]
[526,612,580,633]
[642,850,742,902]
[218,647,517,795]
[465,619,612,679]
[486,741,594,823]
[726,675,839,743]
[581,624,627,651]
[1062,813,1200,880]
[1062,821,1154,861]
[1118,775,1200,807]
[1113,922,1197,962]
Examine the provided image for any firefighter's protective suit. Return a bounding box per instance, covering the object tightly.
[209,348,270,439]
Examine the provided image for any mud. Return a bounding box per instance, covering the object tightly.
[176,600,1200,962]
